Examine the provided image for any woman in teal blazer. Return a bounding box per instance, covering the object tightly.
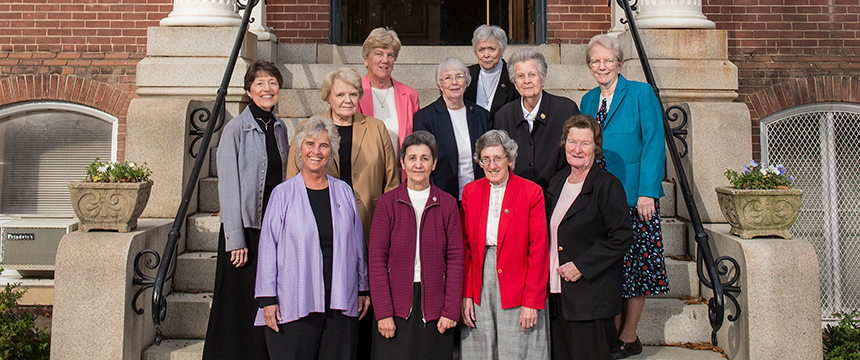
[580,34,668,360]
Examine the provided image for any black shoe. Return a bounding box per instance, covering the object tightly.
[611,337,642,359]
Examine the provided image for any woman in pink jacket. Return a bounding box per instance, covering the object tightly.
[357,27,421,157]
[368,131,464,360]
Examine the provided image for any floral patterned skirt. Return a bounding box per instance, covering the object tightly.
[621,202,670,298]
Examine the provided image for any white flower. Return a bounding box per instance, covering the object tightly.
[760,168,767,175]
[97,165,107,173]
[128,162,136,168]
[767,165,778,174]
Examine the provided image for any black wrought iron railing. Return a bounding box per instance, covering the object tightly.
[614,0,742,346]
[131,0,259,345]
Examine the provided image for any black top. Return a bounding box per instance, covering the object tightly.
[464,60,520,120]
[249,102,283,213]
[494,91,580,190]
[307,187,334,298]
[336,125,353,187]
[413,97,492,200]
[545,162,633,321]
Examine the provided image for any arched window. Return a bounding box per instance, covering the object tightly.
[0,101,116,216]
[761,102,860,319]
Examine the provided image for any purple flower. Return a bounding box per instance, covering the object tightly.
[750,159,759,168]
[743,165,751,175]
[788,175,795,183]
[776,164,786,175]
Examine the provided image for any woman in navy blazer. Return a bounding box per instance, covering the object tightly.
[580,34,668,359]
[414,57,492,200]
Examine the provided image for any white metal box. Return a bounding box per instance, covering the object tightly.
[0,219,79,270]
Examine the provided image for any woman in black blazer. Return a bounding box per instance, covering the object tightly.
[545,114,634,360]
[463,25,519,119]
[414,57,492,200]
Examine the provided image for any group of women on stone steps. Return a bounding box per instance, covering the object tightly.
[203,25,667,360]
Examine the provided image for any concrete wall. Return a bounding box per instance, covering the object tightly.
[51,219,172,360]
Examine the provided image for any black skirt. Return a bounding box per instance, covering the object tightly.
[371,283,454,360]
[202,226,270,360]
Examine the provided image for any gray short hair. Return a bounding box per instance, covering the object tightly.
[400,130,438,161]
[586,34,624,65]
[471,25,507,55]
[320,66,363,102]
[293,115,340,170]
[507,48,547,84]
[435,57,472,90]
[474,129,518,170]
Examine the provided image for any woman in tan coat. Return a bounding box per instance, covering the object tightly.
[286,66,400,244]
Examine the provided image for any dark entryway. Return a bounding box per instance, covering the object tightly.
[335,0,539,45]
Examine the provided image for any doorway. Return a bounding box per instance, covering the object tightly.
[335,0,540,45]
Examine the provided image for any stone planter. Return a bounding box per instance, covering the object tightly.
[715,186,803,239]
[68,181,152,232]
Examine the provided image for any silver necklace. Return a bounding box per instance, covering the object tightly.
[481,70,501,106]
[256,117,272,131]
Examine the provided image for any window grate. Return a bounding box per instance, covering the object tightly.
[761,102,860,320]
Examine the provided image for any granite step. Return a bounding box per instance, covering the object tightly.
[631,345,725,359]
[160,292,213,340]
[654,258,698,299]
[144,339,205,360]
[144,341,726,360]
[275,88,587,118]
[174,252,217,292]
[186,213,220,253]
[638,298,711,346]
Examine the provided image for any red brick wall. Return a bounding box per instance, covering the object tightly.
[700,0,860,158]
[267,0,330,44]
[0,0,172,161]
[546,0,612,44]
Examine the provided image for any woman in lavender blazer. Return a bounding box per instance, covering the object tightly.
[255,115,371,360]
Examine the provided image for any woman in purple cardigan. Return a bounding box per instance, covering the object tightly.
[368,130,464,360]
[255,115,370,360]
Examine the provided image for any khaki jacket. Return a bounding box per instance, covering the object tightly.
[286,110,400,243]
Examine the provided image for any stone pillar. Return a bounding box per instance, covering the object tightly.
[608,1,627,37]
[160,0,241,27]
[130,21,255,217]
[51,220,173,360]
[635,0,715,29]
[620,29,749,223]
[241,1,279,62]
[703,224,822,360]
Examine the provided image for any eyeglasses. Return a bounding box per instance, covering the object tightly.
[440,74,466,84]
[588,59,618,68]
[479,155,508,166]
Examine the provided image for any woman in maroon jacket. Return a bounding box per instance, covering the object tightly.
[368,130,464,360]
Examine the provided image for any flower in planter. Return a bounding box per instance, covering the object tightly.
[724,159,794,190]
[86,158,153,183]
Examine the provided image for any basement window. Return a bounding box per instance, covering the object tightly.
[0,102,116,216]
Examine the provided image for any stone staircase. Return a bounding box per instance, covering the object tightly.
[144,44,725,360]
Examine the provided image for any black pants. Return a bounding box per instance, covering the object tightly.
[264,308,359,360]
[549,294,617,360]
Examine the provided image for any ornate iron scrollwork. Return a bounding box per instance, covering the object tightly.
[666,105,689,158]
[131,249,160,315]
[188,104,226,158]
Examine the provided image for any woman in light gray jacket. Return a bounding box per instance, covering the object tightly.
[202,60,290,360]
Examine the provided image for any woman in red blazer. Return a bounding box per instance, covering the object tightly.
[460,129,550,359]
